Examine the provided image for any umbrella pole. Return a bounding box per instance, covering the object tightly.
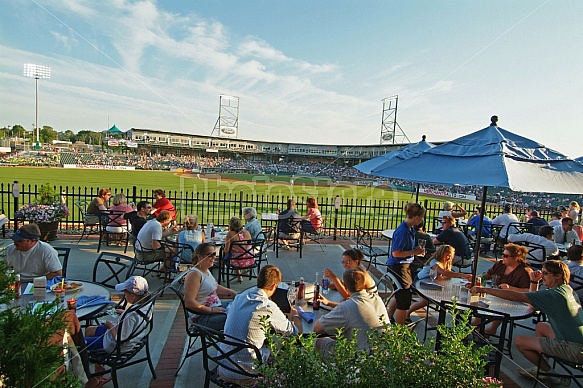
[415,183,420,203]
[471,186,489,285]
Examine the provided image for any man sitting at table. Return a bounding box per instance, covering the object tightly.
[314,268,389,361]
[507,225,558,263]
[492,204,520,240]
[471,260,582,386]
[526,210,549,229]
[432,215,471,265]
[4,223,62,282]
[553,217,581,246]
[124,200,151,238]
[467,206,493,238]
[219,265,302,387]
[135,210,181,271]
[277,199,301,250]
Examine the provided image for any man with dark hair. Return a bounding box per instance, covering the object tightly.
[314,268,388,359]
[472,260,582,386]
[124,201,151,238]
[433,215,470,265]
[526,210,549,228]
[4,223,62,282]
[135,210,180,267]
[467,206,493,238]
[508,225,558,263]
[219,265,301,386]
[554,217,581,245]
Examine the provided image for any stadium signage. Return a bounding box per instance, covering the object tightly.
[62,164,136,170]
[419,188,476,201]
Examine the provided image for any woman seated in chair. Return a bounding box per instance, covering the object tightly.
[404,245,472,324]
[184,243,237,331]
[319,249,376,308]
[86,188,111,224]
[84,276,152,384]
[175,214,205,261]
[224,217,254,283]
[301,197,323,234]
[105,193,134,244]
[475,243,532,335]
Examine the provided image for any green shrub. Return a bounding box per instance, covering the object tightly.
[257,308,502,388]
[0,259,80,387]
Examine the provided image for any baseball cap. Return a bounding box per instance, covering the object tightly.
[115,276,149,295]
[10,224,41,241]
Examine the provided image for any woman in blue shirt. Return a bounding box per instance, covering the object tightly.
[387,203,426,325]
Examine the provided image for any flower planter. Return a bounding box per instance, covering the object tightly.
[38,220,60,242]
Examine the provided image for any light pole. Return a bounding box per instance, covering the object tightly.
[23,63,51,150]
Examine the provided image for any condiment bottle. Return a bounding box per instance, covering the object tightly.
[297,277,305,305]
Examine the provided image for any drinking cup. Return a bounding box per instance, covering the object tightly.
[66,298,76,311]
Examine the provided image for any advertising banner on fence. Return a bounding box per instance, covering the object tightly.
[63,164,136,170]
[419,188,476,201]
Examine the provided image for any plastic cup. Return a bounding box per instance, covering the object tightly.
[66,298,76,311]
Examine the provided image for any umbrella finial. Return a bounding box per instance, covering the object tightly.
[421,135,426,142]
[490,115,498,127]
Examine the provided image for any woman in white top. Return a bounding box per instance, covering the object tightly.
[184,243,237,331]
[176,214,206,262]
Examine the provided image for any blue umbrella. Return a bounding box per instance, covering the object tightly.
[354,136,434,202]
[355,136,434,175]
[576,156,583,164]
[368,116,583,281]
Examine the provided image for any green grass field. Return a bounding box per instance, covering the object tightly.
[1,166,429,202]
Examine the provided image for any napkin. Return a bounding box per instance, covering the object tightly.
[295,306,315,324]
[419,281,444,290]
[46,276,65,290]
[75,295,115,309]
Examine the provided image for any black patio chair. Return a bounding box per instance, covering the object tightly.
[276,217,303,258]
[53,247,71,278]
[98,210,130,253]
[92,252,135,289]
[88,294,157,388]
[535,354,583,387]
[355,225,389,270]
[75,200,100,242]
[221,238,266,288]
[435,300,510,379]
[169,271,227,376]
[191,322,262,388]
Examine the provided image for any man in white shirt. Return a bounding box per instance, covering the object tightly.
[135,210,180,265]
[492,204,520,240]
[553,218,581,245]
[219,265,302,387]
[3,223,61,282]
[548,212,562,228]
[508,225,558,264]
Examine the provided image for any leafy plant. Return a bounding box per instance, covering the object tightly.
[36,183,60,205]
[0,251,80,386]
[256,308,503,388]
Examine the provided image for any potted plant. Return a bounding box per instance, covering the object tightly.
[15,183,70,241]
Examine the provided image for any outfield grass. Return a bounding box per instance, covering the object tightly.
[1,166,428,202]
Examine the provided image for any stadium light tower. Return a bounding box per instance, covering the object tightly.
[23,63,51,150]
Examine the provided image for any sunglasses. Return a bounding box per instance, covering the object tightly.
[341,260,354,265]
[501,253,513,258]
[541,270,554,276]
[205,252,217,258]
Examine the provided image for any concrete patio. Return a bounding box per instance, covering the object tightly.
[1,234,573,387]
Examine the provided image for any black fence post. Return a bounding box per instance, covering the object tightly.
[333,195,340,241]
[12,181,19,232]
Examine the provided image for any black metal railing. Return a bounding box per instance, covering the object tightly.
[0,182,553,240]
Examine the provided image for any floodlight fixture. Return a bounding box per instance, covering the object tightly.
[23,63,51,150]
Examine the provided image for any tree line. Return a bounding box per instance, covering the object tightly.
[1,125,112,145]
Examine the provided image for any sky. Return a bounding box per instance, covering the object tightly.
[1,0,582,157]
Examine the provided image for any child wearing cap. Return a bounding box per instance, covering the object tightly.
[84,276,152,384]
